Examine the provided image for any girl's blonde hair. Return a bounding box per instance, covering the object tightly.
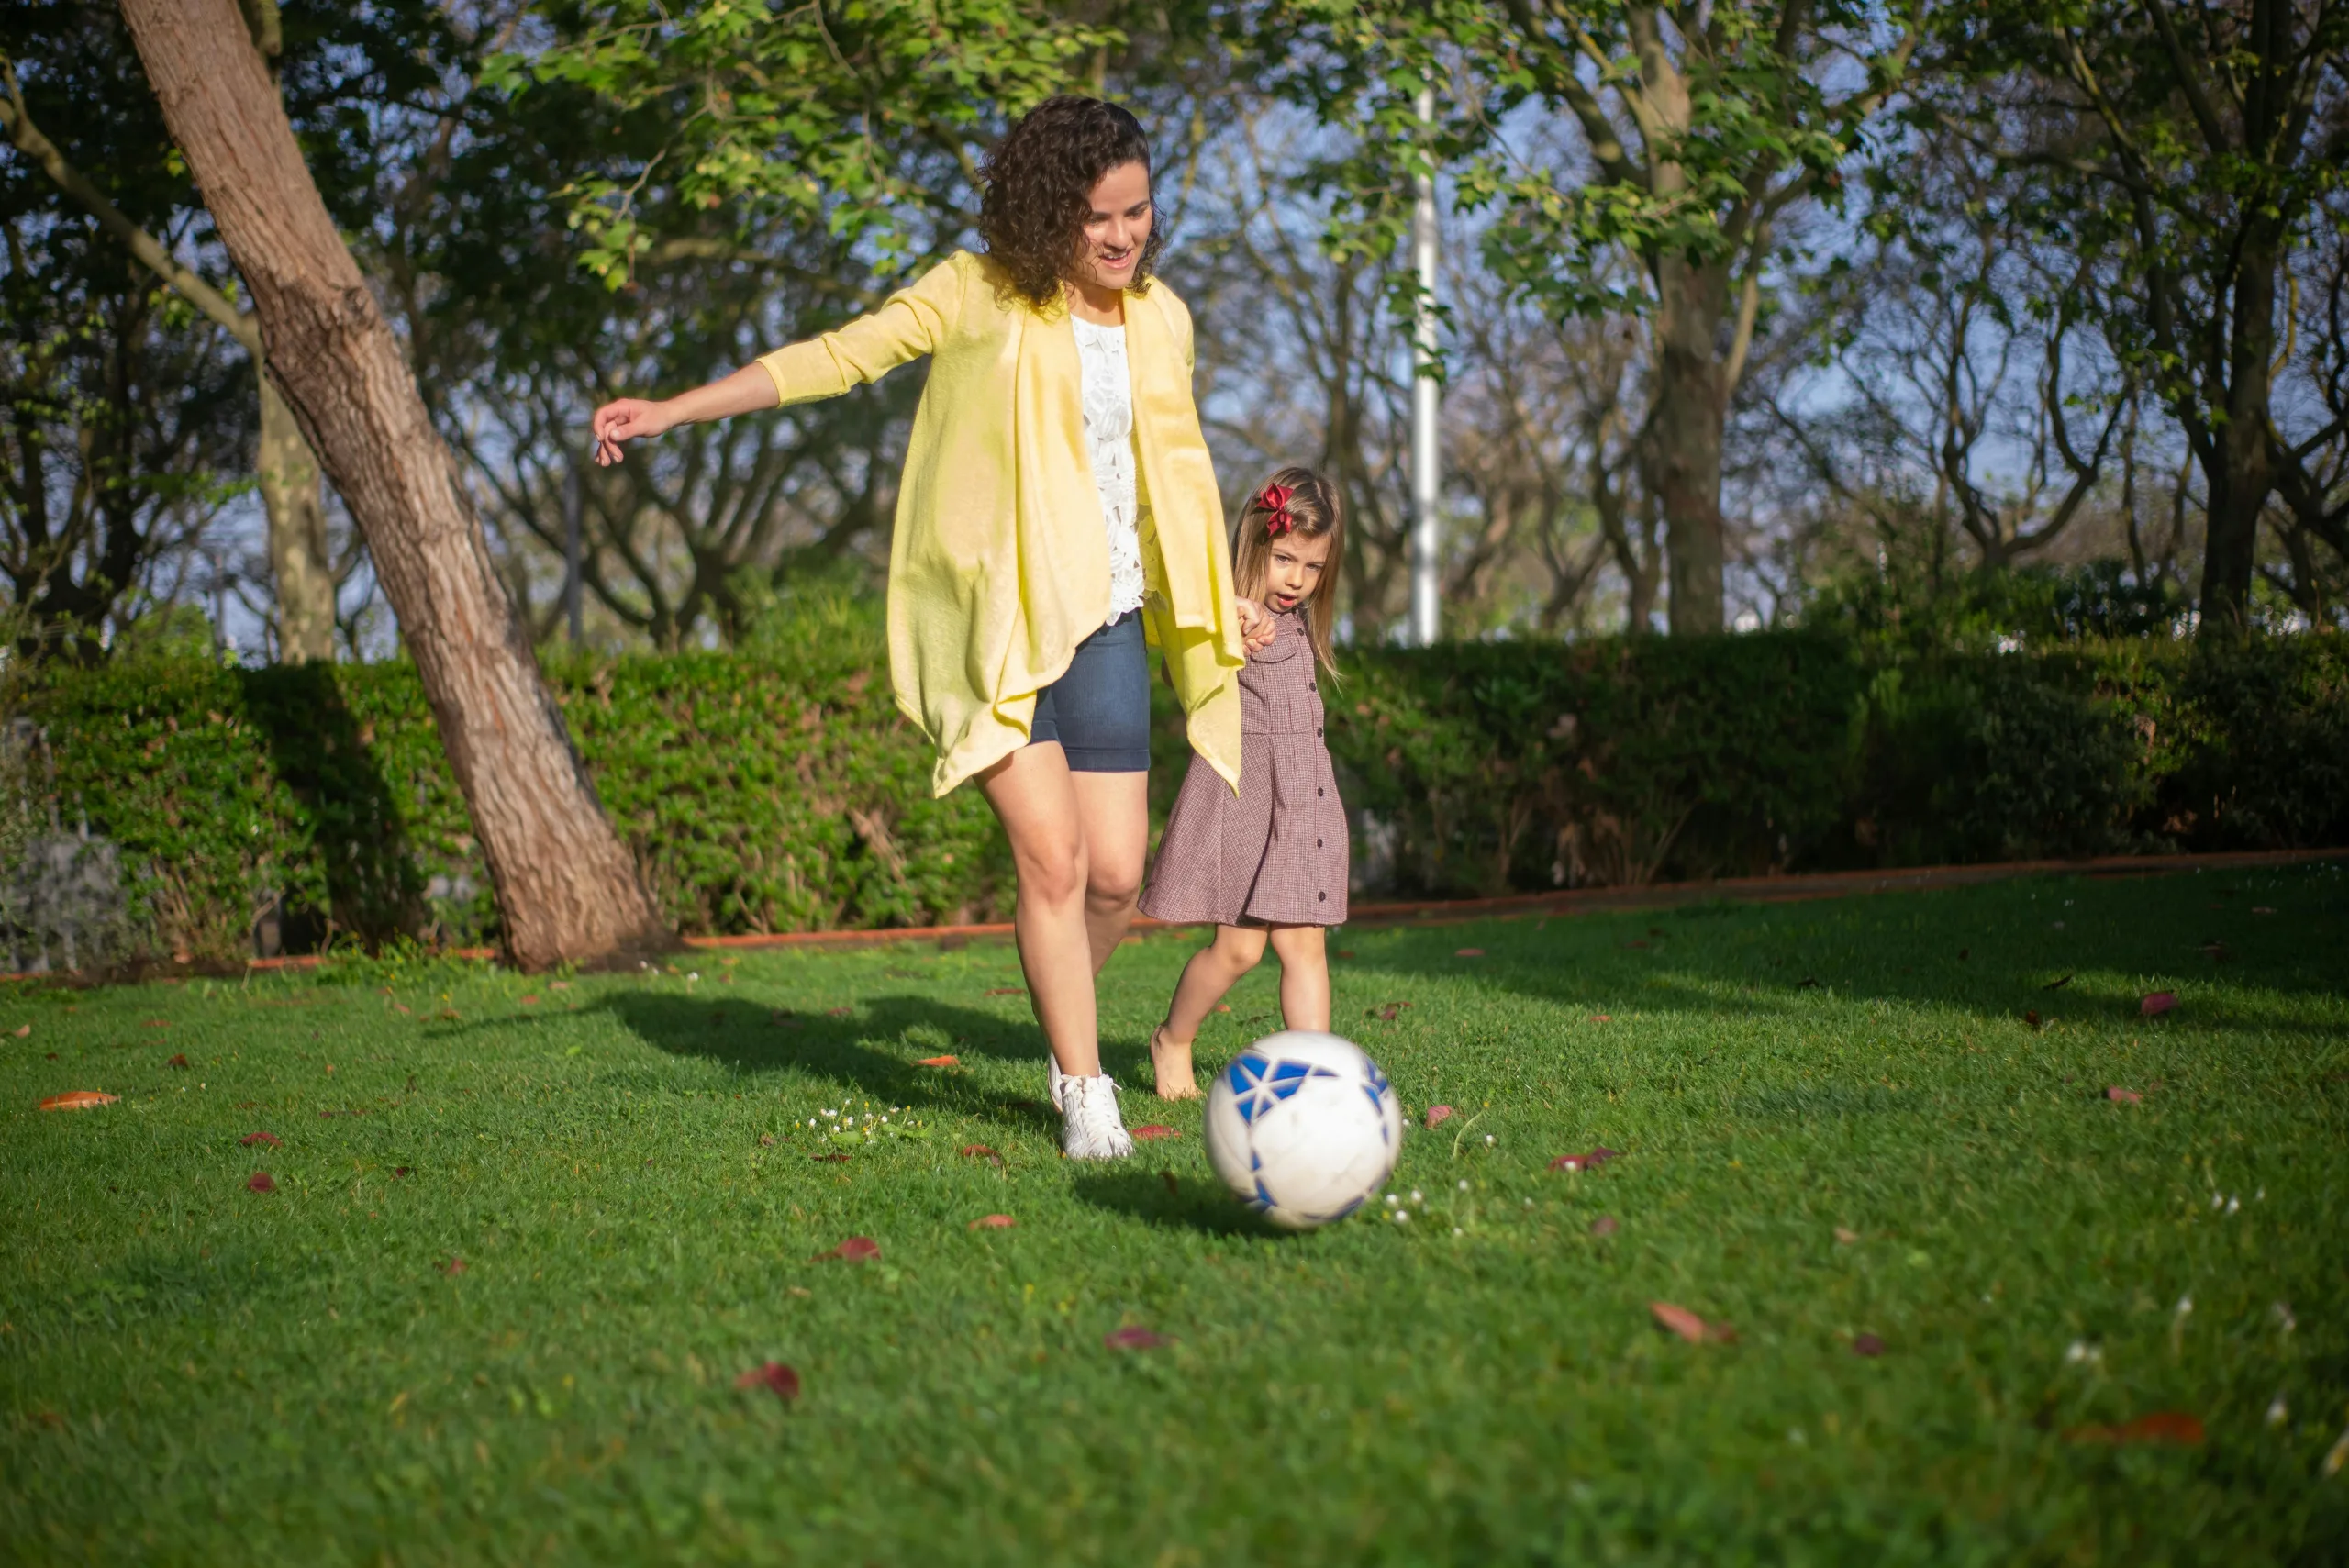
[1232,465,1345,678]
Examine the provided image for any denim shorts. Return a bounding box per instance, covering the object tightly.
[1028,612,1149,773]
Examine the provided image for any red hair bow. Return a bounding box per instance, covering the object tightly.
[1255,483,1296,537]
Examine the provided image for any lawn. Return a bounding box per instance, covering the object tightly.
[4,862,2346,1565]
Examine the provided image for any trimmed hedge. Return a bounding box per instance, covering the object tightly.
[18,625,2347,959]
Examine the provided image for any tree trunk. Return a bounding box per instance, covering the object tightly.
[1648,256,1729,634]
[2199,236,2277,633]
[119,0,668,969]
[256,377,334,661]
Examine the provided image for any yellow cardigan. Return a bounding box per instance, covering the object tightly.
[756,250,1245,797]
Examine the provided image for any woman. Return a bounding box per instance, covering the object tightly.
[591,96,1258,1159]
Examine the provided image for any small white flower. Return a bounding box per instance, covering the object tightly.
[2175,1295,2193,1317]
[1484,1135,1496,1146]
[806,1118,816,1127]
[2210,1192,2225,1209]
[1787,1428,1807,1445]
[686,973,700,981]
[880,1116,889,1123]
[2274,1302,2297,1334]
[1523,1197,1534,1208]
[1385,1194,1398,1206]
[2256,1187,2266,1200]
[1410,1189,1423,1204]
[2065,1340,2102,1366]
[2266,1394,2289,1428]
[1452,1227,1464,1236]
[1395,1210,1411,1223]
[2225,1195,2240,1215]
[1457,1179,1470,1191]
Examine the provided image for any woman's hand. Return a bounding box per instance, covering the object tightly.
[590,398,676,466]
[1235,598,1276,653]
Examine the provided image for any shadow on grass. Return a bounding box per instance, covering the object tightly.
[601,990,1063,1138]
[1340,866,2349,1034]
[1068,1168,1288,1240]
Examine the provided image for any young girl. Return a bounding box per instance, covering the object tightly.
[1138,467,1349,1098]
[589,97,1264,1159]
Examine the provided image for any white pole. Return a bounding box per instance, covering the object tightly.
[1408,81,1442,647]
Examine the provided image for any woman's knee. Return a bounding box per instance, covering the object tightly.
[1085,856,1143,909]
[1013,837,1087,907]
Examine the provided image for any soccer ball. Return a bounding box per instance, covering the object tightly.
[1203,1030,1404,1229]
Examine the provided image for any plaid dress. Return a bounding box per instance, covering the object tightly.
[1140,609,1348,927]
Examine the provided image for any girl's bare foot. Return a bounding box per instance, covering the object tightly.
[1149,1024,1199,1100]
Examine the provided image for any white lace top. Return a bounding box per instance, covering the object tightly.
[1071,316,1148,618]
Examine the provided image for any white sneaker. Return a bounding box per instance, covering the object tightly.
[1060,1073,1135,1160]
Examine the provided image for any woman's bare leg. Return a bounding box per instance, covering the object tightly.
[978,743,1101,1078]
[1266,925,1330,1032]
[1152,924,1269,1098]
[1070,770,1149,973]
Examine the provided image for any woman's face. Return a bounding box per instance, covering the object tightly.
[1072,160,1152,295]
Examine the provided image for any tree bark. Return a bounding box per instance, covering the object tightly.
[256,377,334,660]
[118,0,669,969]
[2199,234,2277,632]
[1648,255,1729,634]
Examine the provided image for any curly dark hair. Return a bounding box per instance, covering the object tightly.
[977,95,1162,308]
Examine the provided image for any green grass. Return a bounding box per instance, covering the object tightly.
[4,863,2347,1564]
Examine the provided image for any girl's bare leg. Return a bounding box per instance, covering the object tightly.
[1152,924,1268,1099]
[1266,925,1330,1032]
[978,743,1102,1078]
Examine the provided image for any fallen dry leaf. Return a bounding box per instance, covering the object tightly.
[392,1166,411,1179]
[166,1053,190,1070]
[2025,1009,2043,1030]
[734,1361,801,1401]
[2106,1085,2142,1104]
[549,981,571,991]
[247,1172,276,1193]
[1588,1014,1612,1024]
[518,995,539,1006]
[1104,1326,1170,1350]
[825,1006,851,1018]
[1625,940,1649,950]
[2141,991,2178,1018]
[1213,1005,1232,1014]
[1853,1332,1886,1357]
[10,1023,29,1038]
[958,1143,999,1160]
[969,1214,1016,1230]
[1131,1124,1180,1141]
[811,1153,850,1163]
[818,1236,879,1263]
[240,1130,281,1148]
[758,1133,775,1147]
[1589,1216,1619,1237]
[917,1054,961,1067]
[440,1256,466,1275]
[1650,1301,1734,1344]
[2063,1411,2203,1445]
[1454,947,1486,958]
[1424,1104,1455,1129]
[1550,1146,1622,1173]
[984,987,1026,997]
[143,1019,170,1029]
[1834,1227,1860,1244]
[39,1091,117,1111]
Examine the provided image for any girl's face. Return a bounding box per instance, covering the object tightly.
[1073,161,1152,295]
[1259,529,1333,614]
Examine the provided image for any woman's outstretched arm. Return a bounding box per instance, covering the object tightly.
[590,365,775,466]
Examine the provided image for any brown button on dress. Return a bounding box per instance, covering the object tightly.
[1140,610,1348,927]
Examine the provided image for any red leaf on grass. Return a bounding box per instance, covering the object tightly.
[2106,1085,2142,1104]
[1650,1301,1714,1343]
[2140,991,2178,1018]
[1454,947,1486,958]
[958,1143,999,1160]
[1588,1014,1612,1024]
[1131,1125,1180,1140]
[440,1256,466,1275]
[969,1214,1016,1230]
[166,1053,190,1069]
[825,1006,851,1017]
[734,1361,800,1401]
[39,1091,117,1111]
[818,1236,879,1263]
[392,1166,411,1179]
[10,1023,29,1037]
[1212,1005,1232,1014]
[1104,1326,1170,1350]
[246,1172,276,1193]
[918,1054,961,1067]
[2024,1009,2043,1030]
[984,987,1026,997]
[811,1153,850,1163]
[1550,1146,1621,1173]
[518,995,540,1006]
[2064,1411,2203,1445]
[142,1019,170,1029]
[240,1130,280,1148]
[758,1134,775,1147]
[1853,1333,1886,1357]
[1424,1105,1455,1129]
[1589,1216,1619,1237]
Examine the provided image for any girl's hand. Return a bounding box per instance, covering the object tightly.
[1236,598,1276,653]
[590,398,676,465]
